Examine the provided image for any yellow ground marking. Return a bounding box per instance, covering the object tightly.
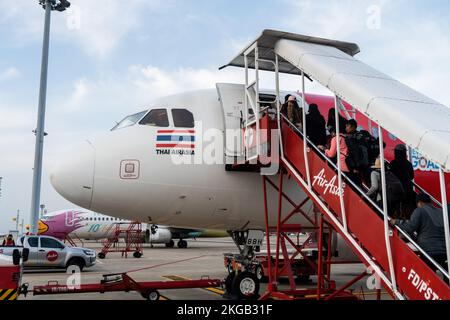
[162,275,225,295]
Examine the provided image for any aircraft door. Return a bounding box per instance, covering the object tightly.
[216,83,245,159]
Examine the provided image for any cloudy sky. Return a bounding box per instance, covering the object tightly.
[0,0,449,233]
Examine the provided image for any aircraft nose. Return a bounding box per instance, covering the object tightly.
[50,140,95,209]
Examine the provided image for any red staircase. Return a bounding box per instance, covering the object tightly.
[64,234,84,247]
[258,114,449,300]
[98,222,143,259]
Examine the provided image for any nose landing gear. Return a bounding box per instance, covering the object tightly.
[223,230,264,300]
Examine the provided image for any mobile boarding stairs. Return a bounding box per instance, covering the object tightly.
[220,30,450,300]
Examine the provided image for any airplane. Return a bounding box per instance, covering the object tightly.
[27,209,229,248]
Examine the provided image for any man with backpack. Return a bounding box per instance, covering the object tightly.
[343,120,368,187]
[344,119,381,185]
[393,193,449,281]
[367,157,405,217]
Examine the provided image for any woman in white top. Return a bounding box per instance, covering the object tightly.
[366,157,382,203]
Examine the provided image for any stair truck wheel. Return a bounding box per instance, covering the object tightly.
[232,271,260,300]
[98,252,106,259]
[133,251,142,258]
[143,290,160,301]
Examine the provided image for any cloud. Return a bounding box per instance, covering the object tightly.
[0,67,21,82]
[283,0,393,39]
[0,107,33,130]
[0,0,171,58]
[60,0,143,58]
[64,78,89,112]
[130,65,243,96]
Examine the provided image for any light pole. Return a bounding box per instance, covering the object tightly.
[15,210,19,232]
[40,204,46,218]
[30,0,70,235]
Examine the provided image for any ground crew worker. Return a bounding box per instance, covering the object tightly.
[1,234,15,247]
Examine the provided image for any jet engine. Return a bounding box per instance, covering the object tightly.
[145,225,172,244]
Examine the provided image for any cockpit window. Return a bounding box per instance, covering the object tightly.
[112,111,147,131]
[172,109,194,128]
[139,109,169,127]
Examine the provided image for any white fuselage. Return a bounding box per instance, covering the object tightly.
[50,86,315,231]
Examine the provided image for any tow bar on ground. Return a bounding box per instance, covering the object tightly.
[28,272,224,301]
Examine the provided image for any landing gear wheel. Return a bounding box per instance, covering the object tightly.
[143,290,160,301]
[165,240,175,248]
[232,271,260,300]
[255,265,267,283]
[177,240,188,248]
[133,251,142,258]
[98,252,106,259]
[224,272,236,296]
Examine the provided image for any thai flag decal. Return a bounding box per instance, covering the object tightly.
[156,130,195,149]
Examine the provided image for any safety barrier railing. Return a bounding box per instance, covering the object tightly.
[279,113,450,284]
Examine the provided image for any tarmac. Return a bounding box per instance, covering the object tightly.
[20,238,392,300]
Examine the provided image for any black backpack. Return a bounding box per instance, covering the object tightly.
[345,134,370,171]
[385,171,405,204]
[357,130,380,164]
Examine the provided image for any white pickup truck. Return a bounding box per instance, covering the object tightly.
[0,235,96,272]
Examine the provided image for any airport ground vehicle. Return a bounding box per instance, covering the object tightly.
[0,235,96,271]
[0,254,21,300]
[29,272,259,301]
[0,247,29,301]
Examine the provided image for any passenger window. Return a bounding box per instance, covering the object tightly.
[28,237,39,248]
[139,109,169,127]
[172,109,194,128]
[41,238,64,249]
